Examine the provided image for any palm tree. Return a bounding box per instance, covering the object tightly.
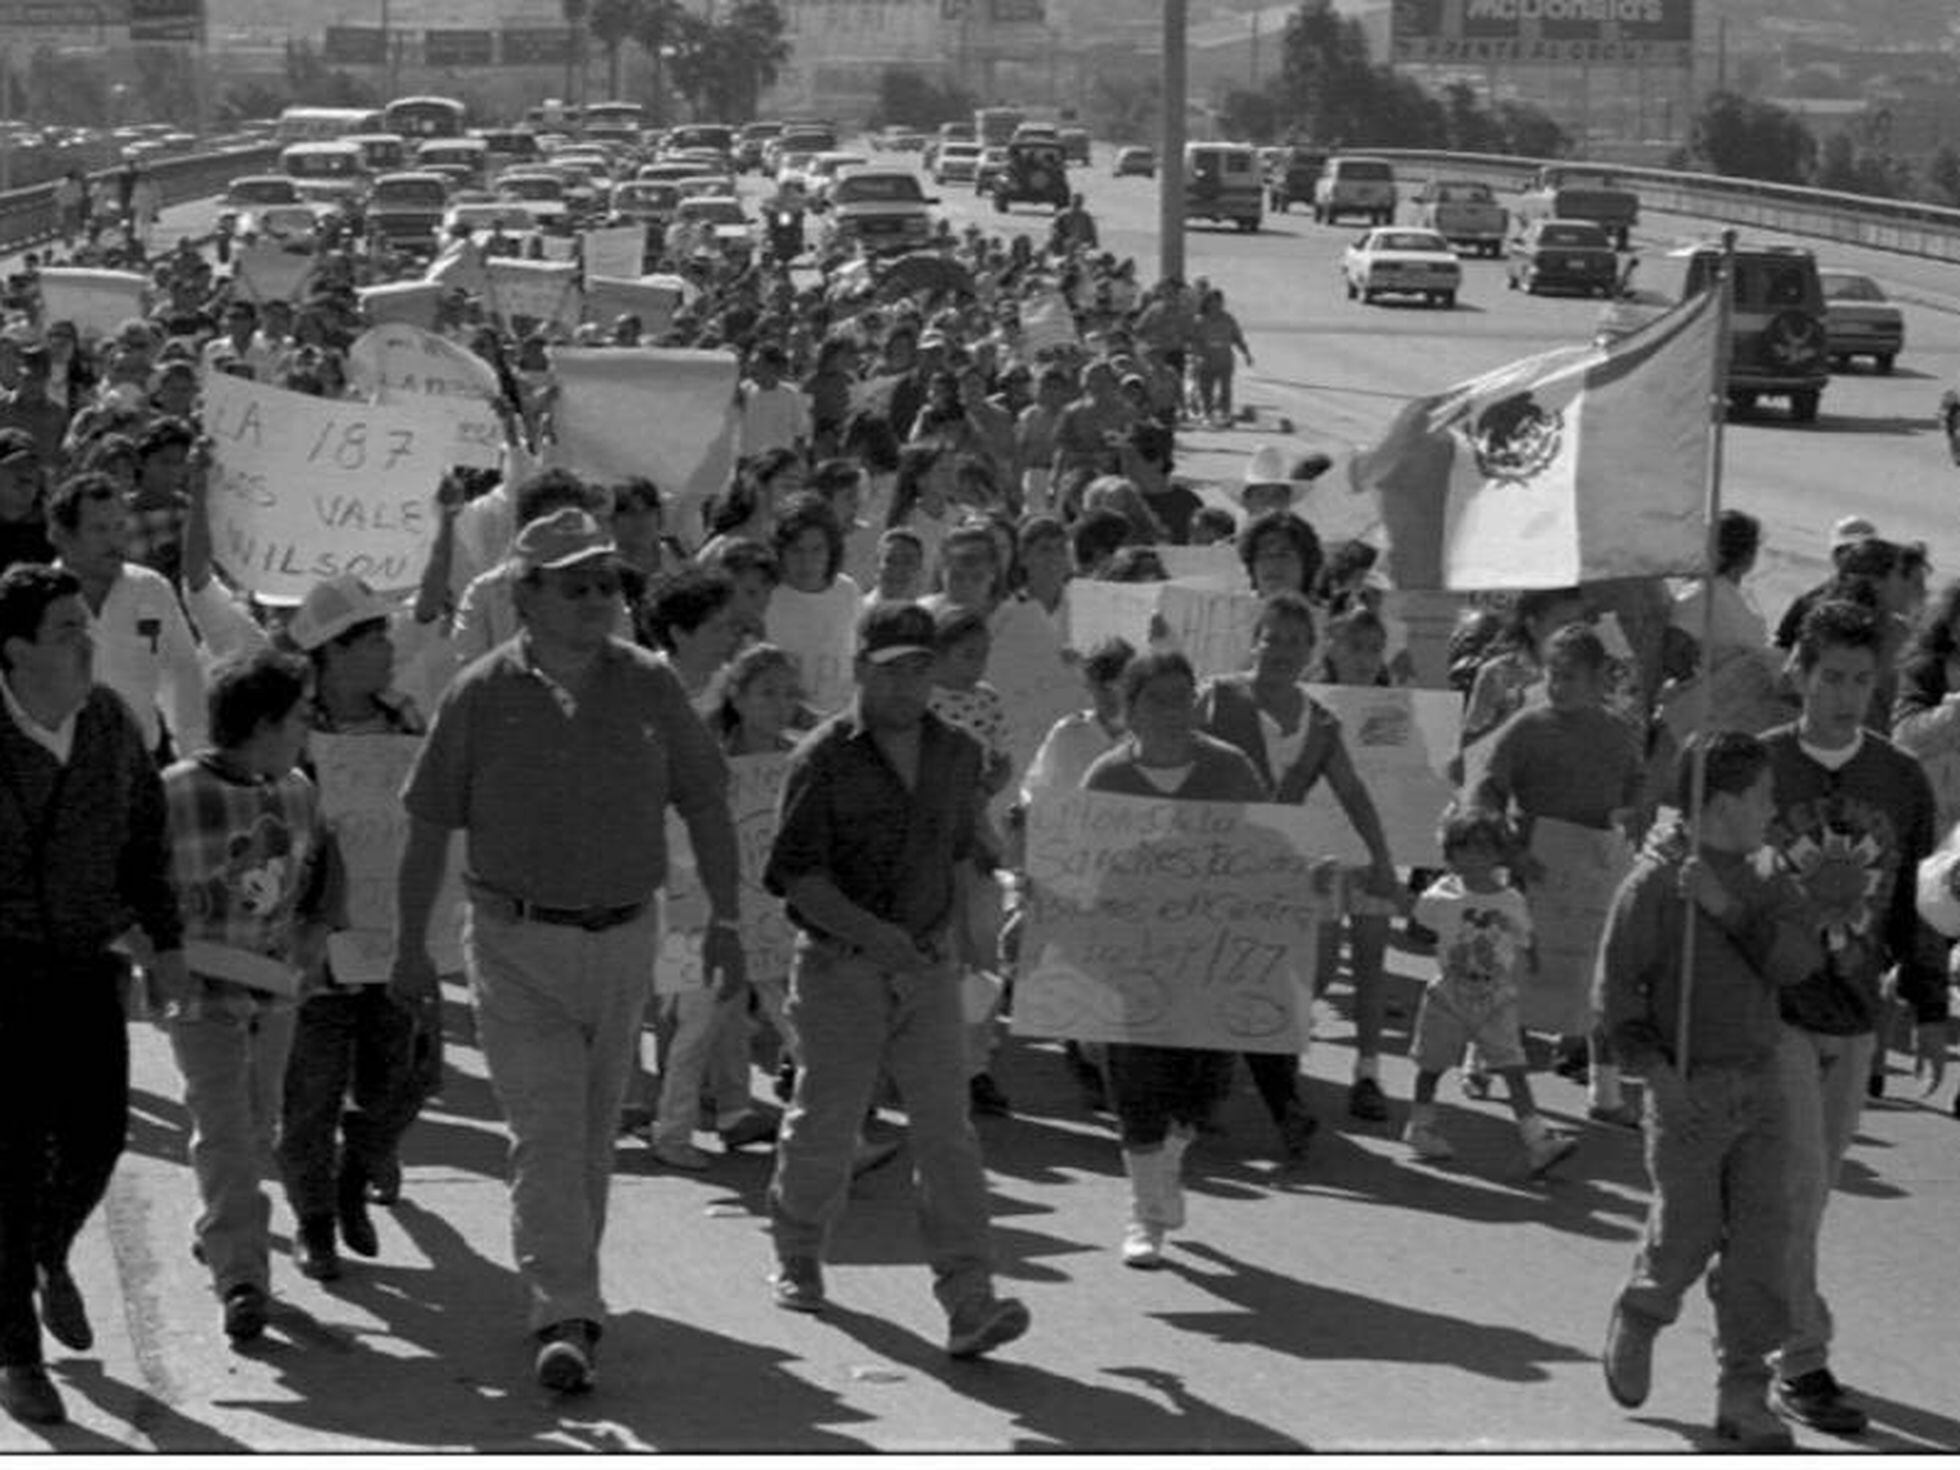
[628,0,688,125]
[588,0,639,103]
[722,0,790,120]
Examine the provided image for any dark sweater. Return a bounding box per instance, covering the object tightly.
[1597,817,1823,1073]
[1083,733,1271,803]
[0,684,182,958]
[1762,724,1949,1031]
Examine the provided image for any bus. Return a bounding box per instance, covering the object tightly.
[274,106,383,143]
[381,95,468,141]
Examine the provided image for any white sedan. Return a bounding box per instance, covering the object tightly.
[1342,227,1462,308]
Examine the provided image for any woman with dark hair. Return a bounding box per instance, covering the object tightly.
[1891,576,1960,833]
[700,449,806,560]
[1671,509,1769,658]
[884,441,960,570]
[1236,511,1323,599]
[764,491,860,715]
[1459,585,1589,749]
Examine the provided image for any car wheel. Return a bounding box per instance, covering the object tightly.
[1345,277,1357,300]
[1790,389,1821,424]
[993,195,1007,214]
[1877,353,1896,374]
[1728,390,1758,416]
[1439,290,1456,309]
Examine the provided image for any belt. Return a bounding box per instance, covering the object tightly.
[474,887,649,933]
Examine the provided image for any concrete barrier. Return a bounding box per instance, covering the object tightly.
[0,143,282,258]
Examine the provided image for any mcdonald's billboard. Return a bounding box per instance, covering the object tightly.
[1391,0,1693,64]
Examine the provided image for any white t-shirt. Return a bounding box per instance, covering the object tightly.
[1413,874,1532,1013]
[739,381,812,457]
[763,576,863,716]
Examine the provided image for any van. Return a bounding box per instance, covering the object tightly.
[279,141,367,204]
[1183,142,1262,233]
[1313,156,1397,226]
[345,133,407,174]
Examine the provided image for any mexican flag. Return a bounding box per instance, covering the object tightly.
[1350,288,1721,591]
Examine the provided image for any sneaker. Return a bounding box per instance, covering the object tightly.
[1347,1076,1390,1122]
[535,1319,596,1394]
[1278,1102,1318,1162]
[1587,1101,1642,1130]
[1601,1305,1657,1408]
[336,1166,380,1258]
[222,1283,269,1343]
[1120,1221,1165,1269]
[35,1263,92,1352]
[295,1216,343,1283]
[650,1139,713,1171]
[1775,1368,1869,1434]
[1715,1395,1796,1451]
[969,1073,1012,1117]
[1524,1130,1579,1178]
[946,1295,1031,1359]
[772,1256,826,1314]
[0,1365,66,1426]
[1402,1120,1455,1161]
[718,1113,780,1150]
[1461,1069,1493,1101]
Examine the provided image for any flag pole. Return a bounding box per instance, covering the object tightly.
[1675,228,1738,1079]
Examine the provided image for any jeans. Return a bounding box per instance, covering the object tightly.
[1105,1043,1236,1149]
[169,992,300,1296]
[1616,1059,1792,1388]
[278,985,438,1220]
[0,949,128,1366]
[464,901,659,1333]
[653,986,754,1148]
[1773,1022,1875,1381]
[768,939,995,1315]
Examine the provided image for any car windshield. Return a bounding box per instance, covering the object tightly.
[231,179,298,203]
[1376,232,1445,252]
[619,184,676,204]
[1540,225,1605,246]
[814,156,866,176]
[684,200,745,224]
[834,174,926,204]
[1821,272,1884,302]
[500,176,564,200]
[1436,183,1490,201]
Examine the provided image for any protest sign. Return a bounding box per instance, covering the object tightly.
[347,323,505,469]
[233,241,315,303]
[1020,290,1079,356]
[39,267,147,340]
[486,258,581,329]
[203,372,444,601]
[1520,815,1634,1034]
[988,599,1083,786]
[582,223,646,282]
[583,276,682,339]
[1013,791,1351,1052]
[1295,685,1462,867]
[310,733,466,983]
[359,281,443,330]
[1155,544,1243,587]
[549,347,740,524]
[1066,579,1261,678]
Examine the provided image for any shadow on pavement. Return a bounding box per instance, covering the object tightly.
[1159,1239,1591,1385]
[50,1359,255,1453]
[813,1299,1305,1450]
[1854,1387,1960,1452]
[123,1086,191,1168]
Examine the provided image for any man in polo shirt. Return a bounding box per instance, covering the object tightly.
[393,505,747,1396]
[763,600,1031,1360]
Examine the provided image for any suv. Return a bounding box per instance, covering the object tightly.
[1312,155,1396,225]
[1264,147,1325,213]
[1599,241,1829,423]
[991,139,1069,214]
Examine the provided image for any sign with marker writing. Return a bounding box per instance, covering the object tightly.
[39,267,147,339]
[1295,684,1463,867]
[346,323,505,469]
[1066,578,1261,678]
[1013,790,1352,1051]
[203,372,442,601]
[581,223,646,282]
[359,281,443,329]
[485,257,581,329]
[655,753,796,990]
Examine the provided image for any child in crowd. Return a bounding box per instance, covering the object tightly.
[1404,807,1578,1177]
[162,649,329,1342]
[867,526,926,606]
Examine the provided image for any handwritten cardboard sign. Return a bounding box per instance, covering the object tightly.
[310,732,466,983]
[1067,578,1262,678]
[359,281,443,330]
[1013,790,1354,1051]
[581,223,646,282]
[486,257,581,329]
[203,372,443,601]
[346,323,505,469]
[39,267,147,339]
[1154,544,1244,587]
[1294,684,1463,867]
[549,346,740,527]
[988,598,1083,788]
[1019,289,1079,356]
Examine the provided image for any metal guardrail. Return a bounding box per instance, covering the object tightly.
[1366,149,1960,264]
[0,143,282,258]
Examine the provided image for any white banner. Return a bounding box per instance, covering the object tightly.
[549,347,740,524]
[233,240,315,303]
[1295,684,1463,867]
[39,267,147,340]
[346,323,505,470]
[583,275,682,338]
[202,372,445,601]
[582,223,646,282]
[486,257,582,329]
[310,732,467,984]
[1013,791,1350,1052]
[1067,578,1262,679]
[1019,289,1079,356]
[359,281,443,329]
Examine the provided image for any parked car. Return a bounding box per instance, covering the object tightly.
[1818,268,1903,373]
[1506,219,1619,296]
[1058,126,1091,165]
[223,174,302,211]
[1264,146,1326,213]
[1342,226,1461,307]
[1410,178,1507,256]
[802,151,870,207]
[1112,145,1156,178]
[1313,155,1398,226]
[493,171,574,232]
[1599,241,1828,422]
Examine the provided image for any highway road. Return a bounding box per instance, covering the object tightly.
[3,158,1958,1454]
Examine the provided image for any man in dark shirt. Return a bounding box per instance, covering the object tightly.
[0,564,187,1427]
[763,601,1031,1360]
[0,432,54,575]
[0,349,71,474]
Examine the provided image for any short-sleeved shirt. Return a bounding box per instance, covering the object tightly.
[1414,874,1532,1014]
[764,705,982,944]
[402,635,729,909]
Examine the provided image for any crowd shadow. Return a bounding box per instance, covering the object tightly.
[1851,1386,1960,1452]
[48,1360,255,1454]
[124,1085,191,1168]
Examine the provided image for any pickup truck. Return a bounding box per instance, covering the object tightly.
[1513,166,1638,249]
[1409,178,1507,256]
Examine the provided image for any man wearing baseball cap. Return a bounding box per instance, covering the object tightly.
[762,600,1031,1359]
[0,430,52,576]
[397,503,748,1394]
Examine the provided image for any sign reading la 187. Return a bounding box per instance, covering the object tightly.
[1392,0,1692,64]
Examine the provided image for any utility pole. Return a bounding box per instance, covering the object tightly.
[1157,0,1186,285]
[1248,8,1258,90]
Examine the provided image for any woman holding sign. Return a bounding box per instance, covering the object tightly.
[1196,592,1402,1153]
[1082,650,1270,1269]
